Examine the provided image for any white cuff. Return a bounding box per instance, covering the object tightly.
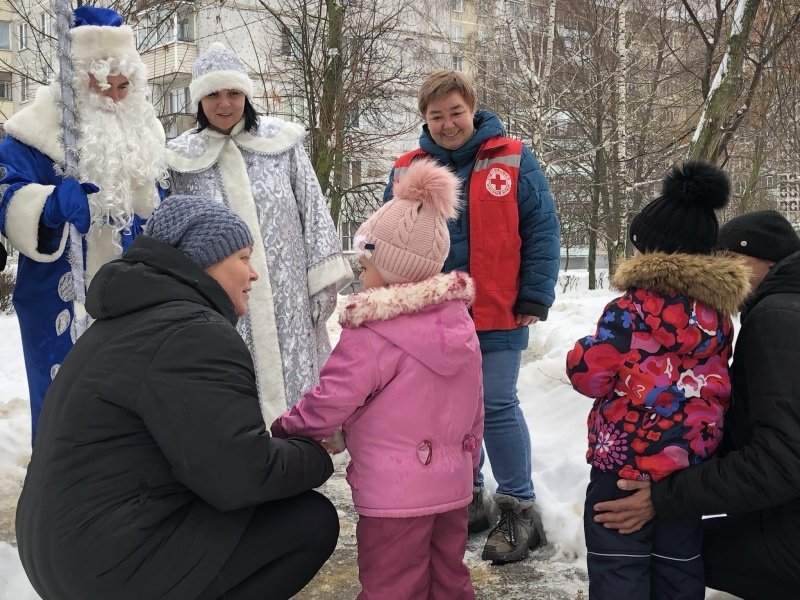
[5,183,69,262]
[308,254,354,296]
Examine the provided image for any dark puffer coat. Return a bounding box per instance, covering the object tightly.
[653,250,800,574]
[15,236,334,600]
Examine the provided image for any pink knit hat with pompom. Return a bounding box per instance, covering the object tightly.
[354,158,459,284]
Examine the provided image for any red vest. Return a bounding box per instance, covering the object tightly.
[393,138,523,330]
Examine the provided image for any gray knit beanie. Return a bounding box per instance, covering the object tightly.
[145,195,254,269]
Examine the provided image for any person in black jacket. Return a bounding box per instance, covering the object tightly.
[15,195,339,600]
[592,210,800,599]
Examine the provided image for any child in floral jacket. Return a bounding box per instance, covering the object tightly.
[566,161,750,600]
[272,158,483,600]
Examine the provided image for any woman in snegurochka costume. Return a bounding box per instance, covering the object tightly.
[166,43,352,423]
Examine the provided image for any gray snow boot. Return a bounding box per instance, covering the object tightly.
[467,485,490,534]
[481,493,546,563]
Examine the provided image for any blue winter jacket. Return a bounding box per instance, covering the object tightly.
[384,110,560,352]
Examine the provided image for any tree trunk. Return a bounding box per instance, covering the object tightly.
[688,0,761,163]
[740,128,768,213]
[312,0,344,225]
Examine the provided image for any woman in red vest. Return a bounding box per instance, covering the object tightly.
[384,70,561,563]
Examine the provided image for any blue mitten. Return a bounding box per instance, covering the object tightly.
[42,179,99,234]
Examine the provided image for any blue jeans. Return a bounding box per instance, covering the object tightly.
[475,349,534,500]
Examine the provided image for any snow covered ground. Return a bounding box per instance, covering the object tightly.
[0,271,739,599]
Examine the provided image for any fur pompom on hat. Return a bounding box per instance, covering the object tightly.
[190,42,254,108]
[630,160,730,255]
[145,195,254,269]
[355,158,459,284]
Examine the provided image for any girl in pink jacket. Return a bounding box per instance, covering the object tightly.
[272,158,483,600]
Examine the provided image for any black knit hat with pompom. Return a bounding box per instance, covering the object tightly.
[629,160,730,255]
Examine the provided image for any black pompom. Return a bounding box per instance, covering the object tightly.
[661,160,730,211]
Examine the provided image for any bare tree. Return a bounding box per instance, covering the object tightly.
[253,0,427,226]
[687,0,800,163]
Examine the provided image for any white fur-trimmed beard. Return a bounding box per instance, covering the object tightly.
[75,69,167,251]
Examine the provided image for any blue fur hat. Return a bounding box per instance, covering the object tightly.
[73,6,123,27]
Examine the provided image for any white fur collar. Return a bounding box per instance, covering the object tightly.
[5,85,63,161]
[166,116,305,173]
[341,271,475,329]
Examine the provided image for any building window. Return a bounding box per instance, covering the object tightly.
[167,87,189,113]
[275,94,308,123]
[347,104,360,129]
[19,76,29,102]
[40,13,51,36]
[452,0,464,12]
[0,21,10,49]
[281,25,302,59]
[176,7,194,42]
[0,72,11,100]
[342,160,362,188]
[451,25,463,42]
[17,22,28,50]
[452,55,463,71]
[340,220,359,252]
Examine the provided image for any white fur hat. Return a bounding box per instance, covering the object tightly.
[70,6,141,69]
[190,42,254,107]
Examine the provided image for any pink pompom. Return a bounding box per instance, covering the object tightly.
[392,158,460,220]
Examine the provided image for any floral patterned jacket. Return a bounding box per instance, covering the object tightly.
[566,252,750,481]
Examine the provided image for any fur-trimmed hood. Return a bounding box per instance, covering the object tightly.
[341,271,474,328]
[612,252,751,315]
[341,271,476,378]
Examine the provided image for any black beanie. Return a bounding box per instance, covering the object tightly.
[629,160,730,255]
[717,210,800,263]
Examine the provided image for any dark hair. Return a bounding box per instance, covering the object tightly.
[196,96,259,133]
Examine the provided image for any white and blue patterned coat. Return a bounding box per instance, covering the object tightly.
[167,116,352,424]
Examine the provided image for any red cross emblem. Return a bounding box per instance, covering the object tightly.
[486,167,512,197]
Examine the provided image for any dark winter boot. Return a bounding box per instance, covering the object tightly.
[481,493,546,563]
[467,486,490,534]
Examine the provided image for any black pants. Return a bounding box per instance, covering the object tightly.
[584,469,704,600]
[703,513,800,599]
[197,490,339,600]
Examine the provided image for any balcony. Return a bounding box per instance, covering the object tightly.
[141,40,197,85]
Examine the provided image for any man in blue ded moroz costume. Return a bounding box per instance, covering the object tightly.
[0,6,167,441]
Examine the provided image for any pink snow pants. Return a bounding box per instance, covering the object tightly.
[355,507,475,600]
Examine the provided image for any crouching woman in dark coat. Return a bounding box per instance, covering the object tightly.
[15,195,339,600]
